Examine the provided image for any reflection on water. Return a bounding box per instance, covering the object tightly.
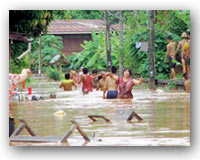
[10,80,190,146]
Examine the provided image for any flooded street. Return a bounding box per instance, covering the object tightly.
[9,79,190,146]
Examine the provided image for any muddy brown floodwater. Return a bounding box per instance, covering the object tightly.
[9,79,190,146]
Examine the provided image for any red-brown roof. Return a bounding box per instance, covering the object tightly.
[47,19,121,35]
[9,32,29,42]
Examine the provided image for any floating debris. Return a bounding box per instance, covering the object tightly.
[54,110,66,116]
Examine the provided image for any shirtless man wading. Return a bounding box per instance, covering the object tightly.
[164,35,177,80]
[103,66,118,99]
[176,32,189,73]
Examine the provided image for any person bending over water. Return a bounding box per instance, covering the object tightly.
[103,66,119,99]
[79,68,93,94]
[59,73,77,91]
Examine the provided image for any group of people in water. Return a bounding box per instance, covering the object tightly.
[164,31,190,92]
[60,31,191,95]
[59,66,143,99]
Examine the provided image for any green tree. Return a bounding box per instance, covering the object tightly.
[69,10,104,20]
[122,10,190,79]
[9,10,56,73]
[30,35,64,71]
[9,10,54,36]
[66,30,120,70]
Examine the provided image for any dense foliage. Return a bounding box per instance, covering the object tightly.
[65,30,120,70]
[9,10,55,36]
[9,10,56,73]
[121,10,189,79]
[9,10,190,80]
[10,42,30,73]
[64,10,190,79]
[54,10,104,20]
[45,67,61,81]
[29,35,64,71]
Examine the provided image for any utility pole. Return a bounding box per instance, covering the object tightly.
[38,35,42,75]
[104,10,112,71]
[148,10,155,90]
[119,10,124,77]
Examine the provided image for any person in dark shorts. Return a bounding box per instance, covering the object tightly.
[103,66,118,99]
[164,35,177,80]
[168,55,176,69]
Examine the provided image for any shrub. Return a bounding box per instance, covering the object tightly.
[168,80,177,90]
[46,67,61,81]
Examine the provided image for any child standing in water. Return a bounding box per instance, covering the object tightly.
[79,68,93,94]
[183,72,190,93]
[91,69,99,89]
[59,73,77,91]
[97,71,107,91]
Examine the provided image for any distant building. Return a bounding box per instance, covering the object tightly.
[9,32,29,59]
[47,20,120,56]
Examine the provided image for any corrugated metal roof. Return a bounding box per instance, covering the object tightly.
[47,19,121,35]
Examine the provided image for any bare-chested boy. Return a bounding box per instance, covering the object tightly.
[164,35,177,80]
[176,32,189,73]
[103,66,118,99]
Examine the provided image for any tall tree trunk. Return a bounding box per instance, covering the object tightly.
[38,35,42,75]
[148,10,155,90]
[104,10,112,71]
[119,10,123,77]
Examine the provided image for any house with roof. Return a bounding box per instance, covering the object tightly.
[47,20,120,56]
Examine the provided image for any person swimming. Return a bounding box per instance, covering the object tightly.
[103,66,119,99]
[59,72,77,91]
